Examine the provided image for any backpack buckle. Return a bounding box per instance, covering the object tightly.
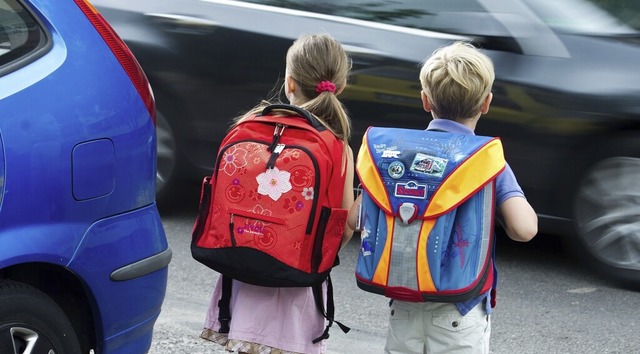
[398,202,418,224]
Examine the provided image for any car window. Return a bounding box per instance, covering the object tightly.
[522,0,640,34]
[243,0,640,37]
[240,0,522,52]
[0,0,48,71]
[241,0,486,31]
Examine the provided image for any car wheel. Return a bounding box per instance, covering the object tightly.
[0,280,81,354]
[574,156,640,287]
[156,110,177,203]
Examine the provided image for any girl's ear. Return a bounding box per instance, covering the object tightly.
[421,91,431,112]
[285,75,296,94]
[335,79,347,95]
[481,92,493,114]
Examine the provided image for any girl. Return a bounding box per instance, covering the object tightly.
[200,33,355,354]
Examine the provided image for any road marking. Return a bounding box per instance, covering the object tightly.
[567,287,597,294]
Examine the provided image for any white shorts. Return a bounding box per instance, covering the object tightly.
[384,301,491,354]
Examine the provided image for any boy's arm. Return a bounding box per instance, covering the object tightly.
[499,196,538,242]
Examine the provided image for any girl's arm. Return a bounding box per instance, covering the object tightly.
[340,146,355,248]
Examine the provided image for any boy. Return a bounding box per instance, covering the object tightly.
[384,42,538,354]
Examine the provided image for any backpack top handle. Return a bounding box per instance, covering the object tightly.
[261,104,325,131]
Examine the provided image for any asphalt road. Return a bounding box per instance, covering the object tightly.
[150,193,640,354]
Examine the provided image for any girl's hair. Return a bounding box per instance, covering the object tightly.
[234,33,352,145]
[419,41,495,120]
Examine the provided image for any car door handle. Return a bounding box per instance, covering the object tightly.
[144,13,219,33]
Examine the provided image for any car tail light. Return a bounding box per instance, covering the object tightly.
[74,0,156,124]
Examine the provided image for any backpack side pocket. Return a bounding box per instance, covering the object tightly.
[192,176,212,243]
[312,207,348,274]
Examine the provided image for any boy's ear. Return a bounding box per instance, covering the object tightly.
[481,92,493,114]
[421,91,431,112]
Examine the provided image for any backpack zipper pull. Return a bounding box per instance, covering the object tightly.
[266,143,285,169]
[267,124,286,152]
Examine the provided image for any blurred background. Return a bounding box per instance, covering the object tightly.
[91,0,640,287]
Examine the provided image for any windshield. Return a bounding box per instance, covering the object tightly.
[522,0,640,35]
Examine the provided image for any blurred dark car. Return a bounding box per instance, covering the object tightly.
[92,0,640,286]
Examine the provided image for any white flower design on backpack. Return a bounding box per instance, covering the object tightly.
[302,187,314,200]
[256,167,292,201]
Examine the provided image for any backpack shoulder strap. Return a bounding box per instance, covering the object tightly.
[311,274,350,343]
[217,275,233,334]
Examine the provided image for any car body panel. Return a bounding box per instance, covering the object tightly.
[0,0,169,352]
[69,205,169,353]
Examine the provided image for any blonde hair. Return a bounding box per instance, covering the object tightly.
[234,34,352,142]
[419,41,494,120]
[285,34,352,142]
[233,34,352,173]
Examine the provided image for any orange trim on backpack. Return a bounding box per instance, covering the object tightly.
[416,218,437,292]
[424,138,505,218]
[356,133,392,214]
[372,213,395,285]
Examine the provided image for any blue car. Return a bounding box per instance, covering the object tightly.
[0,0,171,353]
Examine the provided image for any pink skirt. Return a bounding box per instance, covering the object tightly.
[201,275,327,354]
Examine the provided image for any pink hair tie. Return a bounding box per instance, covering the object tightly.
[316,81,336,94]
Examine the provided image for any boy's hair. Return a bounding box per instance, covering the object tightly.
[420,41,495,120]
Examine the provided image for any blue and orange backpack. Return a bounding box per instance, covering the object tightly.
[355,126,505,304]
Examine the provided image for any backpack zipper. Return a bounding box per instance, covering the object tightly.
[266,143,285,169]
[267,124,286,152]
[287,144,321,234]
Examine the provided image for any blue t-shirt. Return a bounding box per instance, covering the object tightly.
[427,118,525,315]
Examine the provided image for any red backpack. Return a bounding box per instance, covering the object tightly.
[191,104,350,341]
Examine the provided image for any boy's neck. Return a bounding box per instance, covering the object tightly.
[434,116,479,132]
[457,118,478,131]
